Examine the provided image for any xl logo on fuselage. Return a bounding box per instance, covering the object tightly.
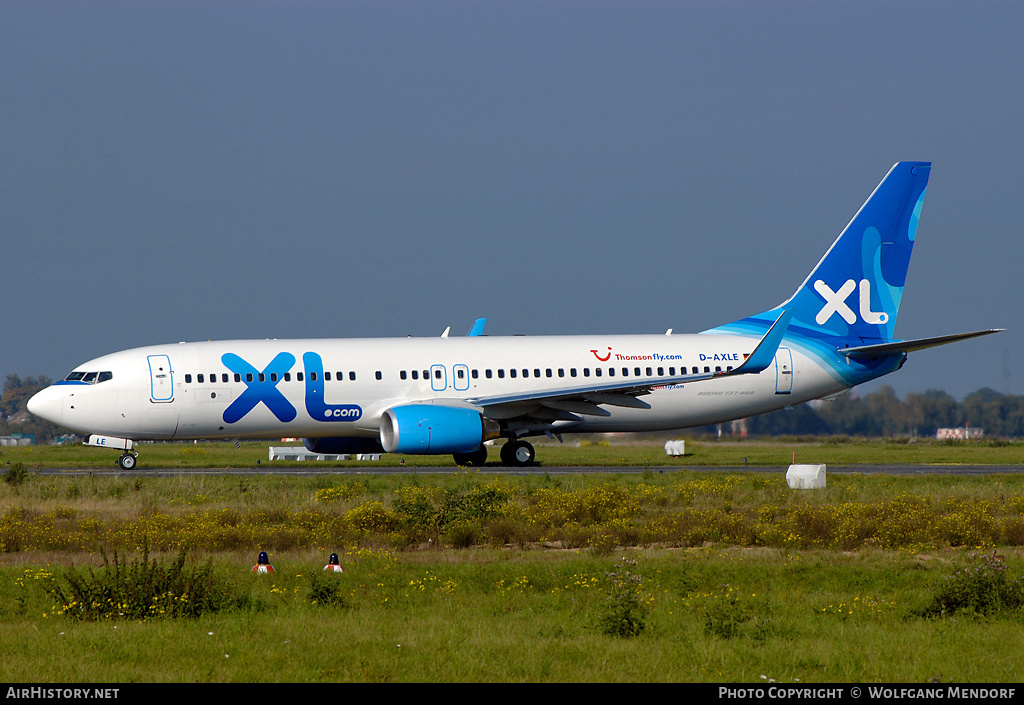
[813,279,888,326]
[220,352,362,425]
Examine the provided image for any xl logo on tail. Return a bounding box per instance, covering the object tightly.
[813,279,888,326]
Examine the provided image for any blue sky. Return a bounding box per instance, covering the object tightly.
[2,1,1020,400]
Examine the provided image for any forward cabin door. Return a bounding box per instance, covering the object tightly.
[148,355,174,402]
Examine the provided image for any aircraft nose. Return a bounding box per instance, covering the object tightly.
[27,386,63,425]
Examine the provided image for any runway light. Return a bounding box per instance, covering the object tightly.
[323,552,345,573]
[252,550,275,574]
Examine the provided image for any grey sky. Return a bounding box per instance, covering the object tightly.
[2,1,1020,401]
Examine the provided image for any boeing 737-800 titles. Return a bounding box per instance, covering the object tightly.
[28,162,1000,469]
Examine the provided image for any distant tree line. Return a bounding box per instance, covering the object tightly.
[1,374,65,444]
[740,386,1024,439]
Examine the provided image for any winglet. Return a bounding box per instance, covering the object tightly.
[721,309,792,376]
[467,318,487,337]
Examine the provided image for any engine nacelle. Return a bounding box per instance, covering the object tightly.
[380,405,500,455]
[304,437,385,455]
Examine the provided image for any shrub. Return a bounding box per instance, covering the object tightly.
[307,569,348,608]
[918,551,1024,617]
[4,462,27,487]
[46,544,244,621]
[597,557,648,638]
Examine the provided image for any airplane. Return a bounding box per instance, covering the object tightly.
[28,161,1001,470]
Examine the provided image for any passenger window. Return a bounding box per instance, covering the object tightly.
[457,369,465,379]
[185,374,192,384]
[510,369,517,378]
[646,367,653,376]
[283,373,290,382]
[271,373,278,382]
[704,367,710,373]
[595,368,602,377]
[434,370,442,379]
[350,372,356,381]
[412,370,419,380]
[472,369,479,379]
[375,371,382,380]
[310,372,317,382]
[324,372,331,381]
[498,369,505,378]
[246,373,254,383]
[222,374,229,383]
[401,370,408,380]
[570,368,577,377]
[534,369,541,377]
[234,373,241,383]
[198,374,205,383]
[297,372,304,382]
[259,373,266,382]
[583,368,590,377]
[486,369,493,379]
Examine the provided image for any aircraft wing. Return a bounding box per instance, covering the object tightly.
[464,310,792,416]
[837,329,1003,358]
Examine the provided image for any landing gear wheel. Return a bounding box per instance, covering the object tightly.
[453,446,488,467]
[117,453,137,471]
[499,439,535,467]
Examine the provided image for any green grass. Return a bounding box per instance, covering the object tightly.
[4,548,1024,682]
[4,467,1024,682]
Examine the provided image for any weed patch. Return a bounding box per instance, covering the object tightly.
[45,544,246,621]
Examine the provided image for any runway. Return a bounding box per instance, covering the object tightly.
[29,464,1024,477]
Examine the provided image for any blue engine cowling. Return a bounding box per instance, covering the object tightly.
[380,405,500,454]
[304,437,385,454]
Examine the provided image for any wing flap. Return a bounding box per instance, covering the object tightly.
[466,310,792,414]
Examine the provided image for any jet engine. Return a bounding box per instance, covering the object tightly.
[380,404,500,454]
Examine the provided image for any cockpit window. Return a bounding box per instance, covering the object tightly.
[64,371,113,384]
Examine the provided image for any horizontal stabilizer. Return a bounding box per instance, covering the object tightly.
[838,329,1003,358]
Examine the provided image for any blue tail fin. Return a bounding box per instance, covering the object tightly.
[712,161,930,344]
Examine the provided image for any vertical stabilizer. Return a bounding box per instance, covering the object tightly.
[710,161,930,345]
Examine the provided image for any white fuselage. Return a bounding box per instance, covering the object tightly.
[29,332,843,442]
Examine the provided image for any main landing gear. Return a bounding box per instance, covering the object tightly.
[499,439,535,467]
[453,446,489,467]
[451,439,537,467]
